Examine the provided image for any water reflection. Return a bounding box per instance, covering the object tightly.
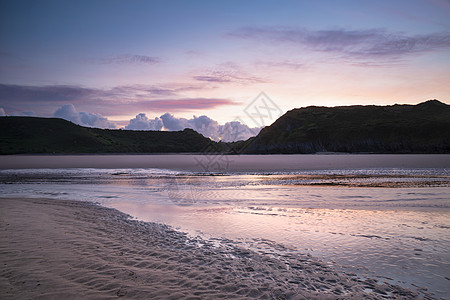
[0,167,449,298]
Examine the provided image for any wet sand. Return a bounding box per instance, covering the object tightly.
[0,198,420,299]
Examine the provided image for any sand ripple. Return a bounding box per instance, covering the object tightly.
[0,198,422,299]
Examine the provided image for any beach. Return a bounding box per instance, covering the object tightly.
[0,197,420,299]
[3,0,450,298]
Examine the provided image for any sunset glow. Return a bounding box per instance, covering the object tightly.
[1,0,449,128]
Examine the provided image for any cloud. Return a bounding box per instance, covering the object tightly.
[0,83,239,116]
[88,54,160,65]
[110,85,178,97]
[187,115,220,139]
[109,83,215,98]
[125,113,262,142]
[54,104,80,123]
[193,74,264,84]
[79,112,115,128]
[160,113,189,131]
[145,98,238,111]
[193,63,265,84]
[125,113,163,130]
[254,60,305,70]
[193,75,232,83]
[0,84,98,103]
[0,107,5,116]
[54,104,115,129]
[229,27,450,60]
[193,72,264,84]
[219,120,261,142]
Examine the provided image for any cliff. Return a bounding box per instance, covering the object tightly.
[243,100,450,154]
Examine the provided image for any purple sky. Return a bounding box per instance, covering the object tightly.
[1,0,449,133]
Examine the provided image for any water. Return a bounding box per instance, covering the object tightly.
[1,154,449,299]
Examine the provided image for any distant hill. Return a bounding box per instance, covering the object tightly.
[242,100,450,154]
[2,100,450,155]
[0,117,217,154]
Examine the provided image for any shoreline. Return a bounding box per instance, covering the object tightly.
[1,153,449,171]
[4,152,450,155]
[0,197,421,299]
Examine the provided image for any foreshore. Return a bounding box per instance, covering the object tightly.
[1,154,449,171]
[0,198,419,299]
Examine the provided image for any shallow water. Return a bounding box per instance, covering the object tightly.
[1,154,450,299]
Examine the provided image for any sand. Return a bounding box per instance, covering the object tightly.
[0,198,420,299]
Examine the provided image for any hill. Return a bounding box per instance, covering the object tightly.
[2,100,449,155]
[0,117,217,154]
[242,100,450,154]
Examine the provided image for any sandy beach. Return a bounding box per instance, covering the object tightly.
[0,198,421,299]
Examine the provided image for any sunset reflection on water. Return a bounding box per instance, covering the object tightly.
[1,164,449,298]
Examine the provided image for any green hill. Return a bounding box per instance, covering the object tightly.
[0,117,217,154]
[2,100,449,155]
[243,100,450,154]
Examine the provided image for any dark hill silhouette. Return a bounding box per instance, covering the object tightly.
[242,100,450,154]
[0,117,216,154]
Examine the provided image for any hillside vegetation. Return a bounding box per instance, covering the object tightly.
[0,117,217,154]
[242,100,450,154]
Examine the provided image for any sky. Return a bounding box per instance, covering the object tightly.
[1,0,450,140]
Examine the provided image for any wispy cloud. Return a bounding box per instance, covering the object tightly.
[0,83,239,116]
[109,84,210,98]
[229,27,450,60]
[108,85,179,97]
[136,98,239,111]
[192,62,265,84]
[193,75,233,83]
[193,73,264,84]
[254,60,305,70]
[86,54,160,65]
[0,84,99,103]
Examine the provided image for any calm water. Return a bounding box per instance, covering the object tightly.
[1,154,449,299]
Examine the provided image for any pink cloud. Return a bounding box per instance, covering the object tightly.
[144,98,239,110]
[0,84,239,116]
